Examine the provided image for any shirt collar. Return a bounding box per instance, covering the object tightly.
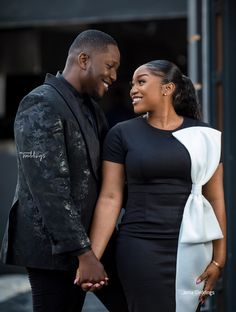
[56,72,82,98]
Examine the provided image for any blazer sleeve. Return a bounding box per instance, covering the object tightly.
[14,95,91,255]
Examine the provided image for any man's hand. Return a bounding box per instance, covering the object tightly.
[74,250,108,291]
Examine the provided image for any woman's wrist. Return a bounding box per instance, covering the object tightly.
[211,260,224,271]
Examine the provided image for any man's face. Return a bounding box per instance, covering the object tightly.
[83,44,120,100]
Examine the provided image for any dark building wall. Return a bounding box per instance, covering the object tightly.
[0,19,187,138]
[0,0,186,27]
[223,0,236,311]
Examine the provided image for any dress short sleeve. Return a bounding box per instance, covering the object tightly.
[194,119,223,163]
[102,124,126,164]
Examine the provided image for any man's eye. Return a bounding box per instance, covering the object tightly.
[106,64,113,69]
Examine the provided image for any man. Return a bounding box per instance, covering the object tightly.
[0,29,127,312]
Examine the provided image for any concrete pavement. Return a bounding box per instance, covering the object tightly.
[0,274,108,312]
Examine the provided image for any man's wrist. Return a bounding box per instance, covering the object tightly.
[77,249,95,261]
[71,246,91,257]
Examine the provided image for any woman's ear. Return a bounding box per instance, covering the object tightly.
[77,52,89,70]
[162,82,176,96]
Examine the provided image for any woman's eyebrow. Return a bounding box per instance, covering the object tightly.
[136,74,149,78]
[131,74,149,83]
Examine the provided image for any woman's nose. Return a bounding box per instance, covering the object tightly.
[130,85,138,97]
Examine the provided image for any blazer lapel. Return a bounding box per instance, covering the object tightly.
[44,73,101,180]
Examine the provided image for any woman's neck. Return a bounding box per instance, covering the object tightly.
[145,111,183,130]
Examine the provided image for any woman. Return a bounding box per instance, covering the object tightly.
[78,60,226,311]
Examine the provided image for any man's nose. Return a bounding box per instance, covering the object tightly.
[110,69,117,82]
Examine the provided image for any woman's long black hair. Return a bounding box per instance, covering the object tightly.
[144,60,202,120]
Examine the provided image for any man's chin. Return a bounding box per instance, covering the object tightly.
[90,91,103,102]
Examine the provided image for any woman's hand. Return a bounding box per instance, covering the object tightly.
[80,278,109,292]
[196,262,221,304]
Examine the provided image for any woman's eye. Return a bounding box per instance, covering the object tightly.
[138,80,145,85]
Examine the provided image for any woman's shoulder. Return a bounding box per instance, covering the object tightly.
[109,116,143,132]
[183,117,217,130]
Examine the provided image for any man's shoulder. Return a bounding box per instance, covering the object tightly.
[24,82,58,102]
[17,81,64,116]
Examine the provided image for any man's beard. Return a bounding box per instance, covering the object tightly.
[86,69,103,101]
[90,87,103,102]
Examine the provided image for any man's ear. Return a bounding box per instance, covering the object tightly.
[77,52,89,70]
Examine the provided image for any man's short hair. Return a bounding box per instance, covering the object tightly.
[68,29,118,55]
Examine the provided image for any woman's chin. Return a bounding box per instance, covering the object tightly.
[133,107,145,115]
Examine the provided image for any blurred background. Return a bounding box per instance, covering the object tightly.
[0,0,235,311]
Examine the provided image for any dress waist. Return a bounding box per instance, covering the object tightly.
[120,187,190,239]
[128,181,191,194]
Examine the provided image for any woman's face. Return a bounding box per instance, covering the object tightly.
[130,65,165,114]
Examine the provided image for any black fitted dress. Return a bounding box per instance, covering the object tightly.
[103,116,207,312]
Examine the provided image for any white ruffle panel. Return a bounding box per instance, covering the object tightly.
[172,126,223,312]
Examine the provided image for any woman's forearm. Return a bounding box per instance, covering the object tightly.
[203,164,226,268]
[212,239,226,268]
[210,198,227,267]
[90,194,123,260]
[89,161,125,260]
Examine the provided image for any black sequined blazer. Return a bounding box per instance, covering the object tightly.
[0,73,108,270]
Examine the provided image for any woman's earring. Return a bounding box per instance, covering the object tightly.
[163,93,167,96]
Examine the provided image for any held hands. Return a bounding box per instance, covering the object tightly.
[74,250,108,292]
[196,261,222,305]
[80,277,109,292]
